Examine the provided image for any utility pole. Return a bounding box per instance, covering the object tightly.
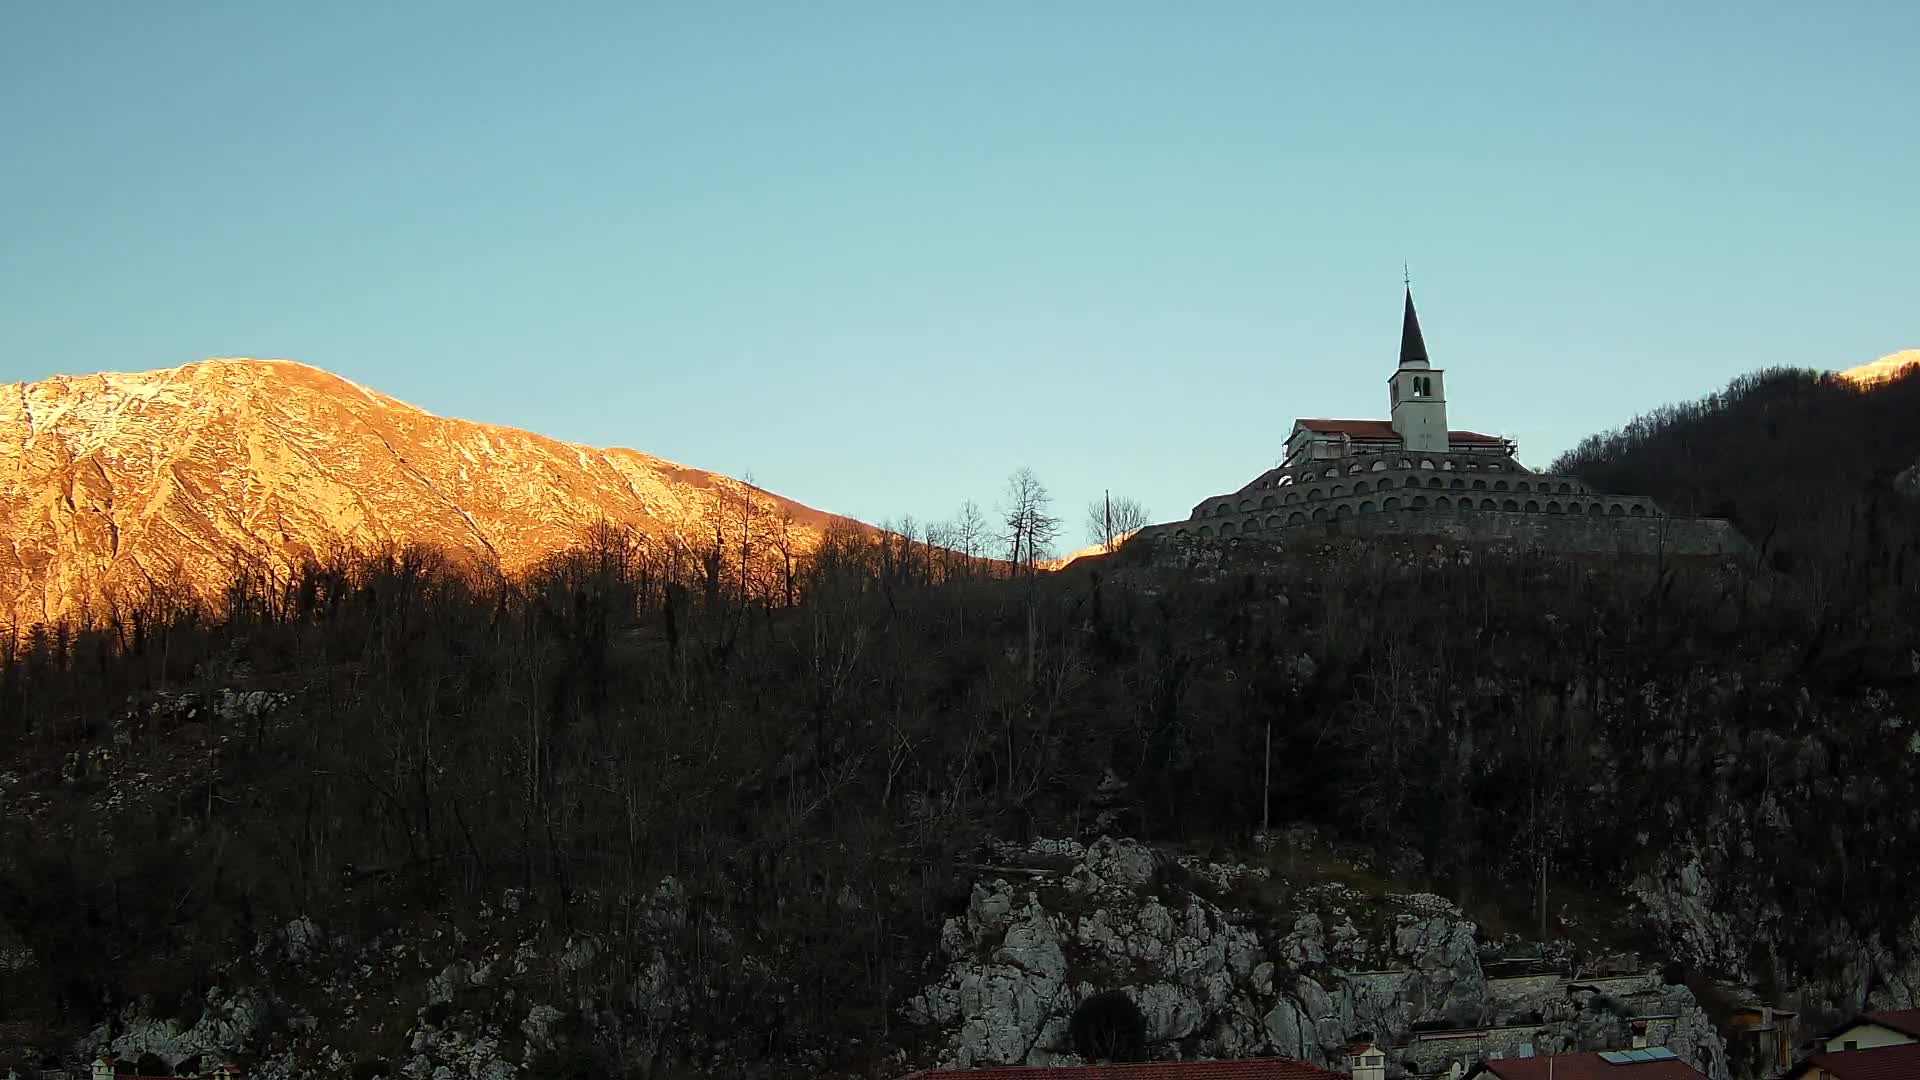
[1262,719,1272,836]
[1539,852,1549,941]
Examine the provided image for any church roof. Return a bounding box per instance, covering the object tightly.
[1400,287,1430,368]
[1292,418,1507,446]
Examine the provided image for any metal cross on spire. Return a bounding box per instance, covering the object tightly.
[1403,262,1411,289]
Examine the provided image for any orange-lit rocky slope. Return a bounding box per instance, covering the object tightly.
[0,358,861,623]
[1837,349,1920,386]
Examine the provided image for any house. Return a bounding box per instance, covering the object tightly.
[1782,1041,1920,1079]
[901,1057,1346,1080]
[91,1057,244,1080]
[1463,1048,1707,1080]
[1724,1004,1796,1077]
[1813,1008,1920,1053]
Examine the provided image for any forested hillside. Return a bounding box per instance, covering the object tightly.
[0,369,1916,1079]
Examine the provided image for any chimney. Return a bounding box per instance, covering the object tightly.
[1631,1020,1649,1050]
[1348,1042,1387,1080]
[92,1058,116,1080]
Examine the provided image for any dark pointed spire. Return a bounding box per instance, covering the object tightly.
[1399,286,1430,368]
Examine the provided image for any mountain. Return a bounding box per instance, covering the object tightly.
[1837,349,1920,386]
[0,358,862,623]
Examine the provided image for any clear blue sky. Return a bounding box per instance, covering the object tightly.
[4,2,1914,539]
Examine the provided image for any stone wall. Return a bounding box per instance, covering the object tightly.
[1293,511,1748,558]
[1137,510,1748,560]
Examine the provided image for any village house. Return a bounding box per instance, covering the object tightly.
[89,1058,242,1080]
[1778,1009,1920,1079]
[900,1055,1347,1079]
[1463,1048,1707,1080]
[1810,1008,1920,1052]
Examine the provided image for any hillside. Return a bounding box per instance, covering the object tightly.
[0,366,1916,1080]
[0,359,864,624]
[1552,363,1920,581]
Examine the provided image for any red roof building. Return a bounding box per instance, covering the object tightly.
[1786,1041,1920,1079]
[902,1058,1344,1080]
[1468,1049,1707,1080]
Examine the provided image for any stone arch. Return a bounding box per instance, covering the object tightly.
[1267,515,1285,529]
[1442,459,1456,470]
[1419,458,1435,470]
[1310,508,1328,522]
[1473,478,1487,490]
[1334,503,1351,519]
[1220,521,1237,536]
[1330,484,1346,498]
[1354,480,1371,495]
[1175,528,1190,538]
[1547,501,1562,514]
[1261,494,1277,509]
[1609,503,1625,516]
[1299,471,1317,482]
[1383,497,1401,511]
[1277,475,1294,486]
[1348,463,1364,475]
[1287,511,1307,525]
[1360,500,1377,514]
[1198,526,1215,537]
[1458,498,1473,511]
[1630,504,1646,516]
[1487,463,1504,471]
[1405,476,1422,488]
[1412,495,1430,509]
[1370,460,1388,472]
[1242,516,1261,532]
[1239,498,1254,512]
[1494,480,1509,491]
[1525,500,1541,512]
[1516,481,1531,492]
[1450,478,1465,489]
[1587,503,1603,516]
[1559,482,1573,493]
[1503,498,1519,511]
[1436,496,1452,510]
[1307,487,1324,501]
[1482,498,1498,510]
[1283,492,1299,505]
[1217,502,1233,516]
[1398,458,1413,469]
[1428,477,1443,489]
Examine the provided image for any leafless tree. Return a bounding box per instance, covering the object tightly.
[1084,493,1152,553]
[1000,468,1060,576]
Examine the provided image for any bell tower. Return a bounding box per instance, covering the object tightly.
[1388,286,1449,453]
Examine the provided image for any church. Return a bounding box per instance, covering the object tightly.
[1134,288,1744,556]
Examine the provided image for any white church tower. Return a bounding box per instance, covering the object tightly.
[1388,287,1449,453]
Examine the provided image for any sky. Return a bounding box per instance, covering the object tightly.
[3,2,1915,539]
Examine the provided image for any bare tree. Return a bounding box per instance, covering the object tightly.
[1084,493,1151,553]
[1000,468,1061,576]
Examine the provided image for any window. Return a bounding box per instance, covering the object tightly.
[1844,1041,1859,1052]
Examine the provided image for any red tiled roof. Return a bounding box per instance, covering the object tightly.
[1291,419,1507,447]
[1864,1008,1920,1038]
[904,1059,1343,1080]
[1482,1052,1706,1080]
[1799,1042,1920,1079]
[1296,418,1399,440]
[1447,429,1507,445]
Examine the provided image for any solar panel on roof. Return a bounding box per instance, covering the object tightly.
[1599,1051,1631,1064]
[1644,1047,1677,1060]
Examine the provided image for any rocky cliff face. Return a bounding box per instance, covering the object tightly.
[0,359,859,622]
[906,838,1728,1078]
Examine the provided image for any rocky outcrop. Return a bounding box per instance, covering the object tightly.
[904,837,1729,1079]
